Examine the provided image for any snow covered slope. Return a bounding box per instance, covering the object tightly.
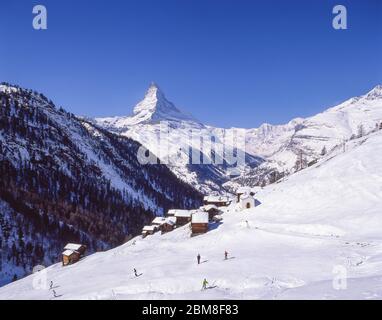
[0,83,202,286]
[2,130,382,299]
[242,84,382,170]
[95,84,382,192]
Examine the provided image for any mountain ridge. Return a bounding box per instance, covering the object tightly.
[0,82,202,285]
[95,84,382,191]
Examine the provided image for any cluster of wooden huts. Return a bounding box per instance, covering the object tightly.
[141,195,231,238]
[60,188,259,267]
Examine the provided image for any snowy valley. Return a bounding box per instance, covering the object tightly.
[1,128,382,299]
[1,81,381,299]
[0,83,201,286]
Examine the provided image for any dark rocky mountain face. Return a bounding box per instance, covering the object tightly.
[0,83,202,285]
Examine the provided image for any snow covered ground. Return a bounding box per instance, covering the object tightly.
[1,131,382,300]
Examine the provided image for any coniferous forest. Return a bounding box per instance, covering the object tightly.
[0,83,202,284]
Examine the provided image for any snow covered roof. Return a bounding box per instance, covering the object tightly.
[203,196,229,203]
[64,243,84,251]
[142,225,157,232]
[152,217,166,225]
[173,210,192,218]
[167,209,177,216]
[164,217,176,225]
[192,211,209,224]
[62,250,75,257]
[201,204,219,211]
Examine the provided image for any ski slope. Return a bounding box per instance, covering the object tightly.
[1,131,382,300]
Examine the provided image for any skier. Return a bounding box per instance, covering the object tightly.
[245,220,250,228]
[197,254,201,265]
[49,281,54,289]
[133,268,138,277]
[202,278,209,290]
[224,251,228,260]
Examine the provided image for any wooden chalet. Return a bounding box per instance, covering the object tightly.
[142,225,158,238]
[166,209,177,217]
[200,204,221,220]
[191,211,209,235]
[203,195,230,207]
[160,217,176,234]
[173,210,192,226]
[62,250,80,266]
[64,243,87,256]
[62,243,86,266]
[151,216,167,226]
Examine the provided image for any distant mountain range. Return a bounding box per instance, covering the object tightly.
[95,83,382,192]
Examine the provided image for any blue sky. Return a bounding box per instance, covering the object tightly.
[1,0,381,128]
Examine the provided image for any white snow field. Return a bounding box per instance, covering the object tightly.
[1,131,382,300]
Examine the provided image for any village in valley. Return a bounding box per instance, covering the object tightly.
[143,186,258,238]
[60,187,260,266]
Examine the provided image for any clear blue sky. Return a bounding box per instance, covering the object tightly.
[1,0,381,128]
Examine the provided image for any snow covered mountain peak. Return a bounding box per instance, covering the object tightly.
[133,82,165,114]
[131,83,199,125]
[95,83,201,128]
[364,84,382,101]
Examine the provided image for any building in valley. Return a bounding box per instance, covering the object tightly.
[191,211,209,235]
[62,243,86,266]
[200,204,221,220]
[151,216,167,227]
[142,225,158,238]
[239,193,255,210]
[174,210,192,226]
[203,195,230,207]
[160,217,177,234]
